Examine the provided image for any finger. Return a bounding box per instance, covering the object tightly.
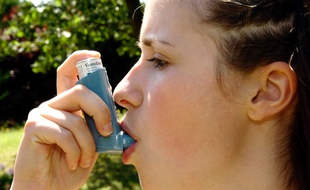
[57,50,101,94]
[38,104,96,168]
[46,85,113,136]
[26,108,81,170]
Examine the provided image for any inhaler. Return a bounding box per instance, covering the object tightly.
[76,58,134,154]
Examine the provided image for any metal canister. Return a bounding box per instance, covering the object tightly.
[76,58,103,79]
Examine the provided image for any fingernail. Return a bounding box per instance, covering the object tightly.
[103,122,113,136]
[83,160,91,168]
[71,164,77,170]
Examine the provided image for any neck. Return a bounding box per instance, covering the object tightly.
[138,122,290,190]
[208,121,288,190]
[188,123,287,189]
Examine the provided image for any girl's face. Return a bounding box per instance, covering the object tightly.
[114,0,249,189]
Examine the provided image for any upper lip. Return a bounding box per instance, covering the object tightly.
[120,120,137,141]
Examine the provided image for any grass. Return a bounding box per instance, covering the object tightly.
[0,127,24,170]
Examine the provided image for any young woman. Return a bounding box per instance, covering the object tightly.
[11,0,310,189]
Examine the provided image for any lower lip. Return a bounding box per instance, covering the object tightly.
[122,142,137,163]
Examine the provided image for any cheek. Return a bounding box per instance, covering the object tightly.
[140,68,245,165]
[142,71,218,155]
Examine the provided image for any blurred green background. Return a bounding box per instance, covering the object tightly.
[0,0,144,189]
[0,0,143,123]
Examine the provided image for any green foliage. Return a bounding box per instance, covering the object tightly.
[0,127,23,169]
[0,164,13,190]
[0,0,143,122]
[84,155,140,190]
[0,0,143,188]
[0,127,20,190]
[0,0,19,20]
[0,0,141,73]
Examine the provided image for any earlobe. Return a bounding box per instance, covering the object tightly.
[247,62,297,121]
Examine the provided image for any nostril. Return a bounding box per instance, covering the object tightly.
[120,100,131,105]
[114,90,143,109]
[116,99,131,109]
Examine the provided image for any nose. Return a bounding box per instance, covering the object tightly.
[113,61,143,110]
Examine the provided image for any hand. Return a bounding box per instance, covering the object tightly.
[11,50,113,190]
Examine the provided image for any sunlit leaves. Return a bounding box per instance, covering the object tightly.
[0,0,140,73]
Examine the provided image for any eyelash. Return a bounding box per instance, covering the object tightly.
[147,57,168,69]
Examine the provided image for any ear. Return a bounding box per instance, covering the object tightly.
[247,62,297,121]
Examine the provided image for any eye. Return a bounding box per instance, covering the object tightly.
[147,57,169,69]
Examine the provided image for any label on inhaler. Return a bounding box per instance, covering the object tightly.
[76,58,103,79]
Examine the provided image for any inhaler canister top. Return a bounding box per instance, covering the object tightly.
[76,58,103,79]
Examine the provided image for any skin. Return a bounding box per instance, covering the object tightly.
[115,0,296,189]
[114,0,249,189]
[11,0,297,189]
[11,51,114,189]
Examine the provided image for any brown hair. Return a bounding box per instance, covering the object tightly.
[193,0,310,189]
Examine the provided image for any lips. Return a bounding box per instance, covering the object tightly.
[120,121,137,163]
[120,121,136,141]
[122,140,137,163]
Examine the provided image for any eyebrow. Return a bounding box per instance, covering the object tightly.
[138,36,175,48]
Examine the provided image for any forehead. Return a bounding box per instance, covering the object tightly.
[140,0,198,43]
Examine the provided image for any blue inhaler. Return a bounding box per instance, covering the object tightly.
[76,58,135,154]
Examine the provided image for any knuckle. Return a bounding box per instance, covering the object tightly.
[24,119,36,132]
[37,101,49,109]
[61,129,74,141]
[72,116,87,128]
[27,107,39,118]
[72,84,88,95]
[26,108,42,123]
[24,108,43,133]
